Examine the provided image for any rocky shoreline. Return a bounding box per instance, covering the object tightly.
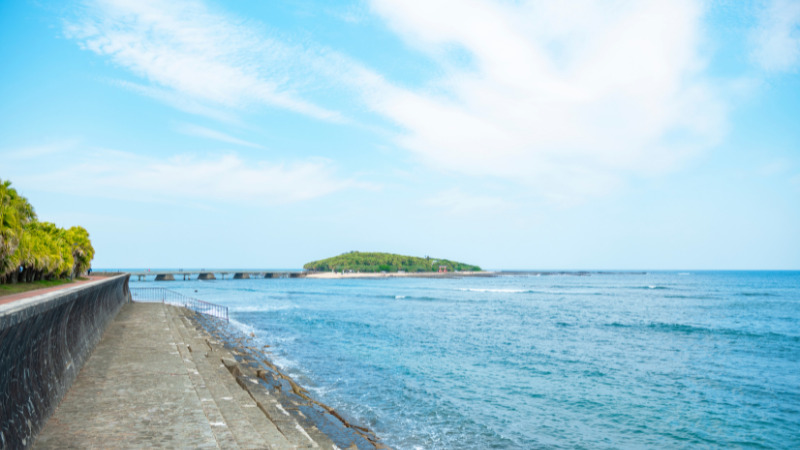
[186,308,387,449]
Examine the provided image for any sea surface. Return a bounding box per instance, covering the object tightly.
[130,271,800,449]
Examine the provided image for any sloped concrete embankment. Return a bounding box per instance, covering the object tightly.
[189,311,388,449]
[33,302,382,449]
[0,275,130,449]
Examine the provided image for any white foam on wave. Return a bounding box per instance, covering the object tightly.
[459,288,529,293]
[270,353,302,372]
[228,318,257,336]
[395,295,407,299]
[307,383,335,398]
[231,304,294,313]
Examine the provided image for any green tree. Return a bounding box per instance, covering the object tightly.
[1,179,94,284]
[303,251,481,273]
[1,179,37,282]
[17,222,73,282]
[67,226,94,277]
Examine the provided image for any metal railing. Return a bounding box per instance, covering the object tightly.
[130,287,228,322]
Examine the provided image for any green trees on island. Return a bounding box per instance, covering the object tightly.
[1,179,95,284]
[303,251,481,273]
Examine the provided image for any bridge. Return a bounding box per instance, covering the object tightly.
[96,270,306,281]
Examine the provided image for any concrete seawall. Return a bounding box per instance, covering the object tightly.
[0,275,131,449]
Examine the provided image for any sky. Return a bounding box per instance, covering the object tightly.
[1,0,799,270]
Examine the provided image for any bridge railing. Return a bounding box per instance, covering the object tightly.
[130,288,229,322]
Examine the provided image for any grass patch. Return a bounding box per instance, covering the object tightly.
[0,278,77,297]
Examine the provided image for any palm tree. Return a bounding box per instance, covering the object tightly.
[1,179,36,282]
[67,226,94,277]
[1,179,95,284]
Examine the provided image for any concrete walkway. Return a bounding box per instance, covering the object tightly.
[33,302,325,449]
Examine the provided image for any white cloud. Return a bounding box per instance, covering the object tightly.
[112,79,241,124]
[791,173,800,190]
[425,188,513,215]
[174,123,264,149]
[365,0,727,201]
[330,4,370,24]
[2,139,82,160]
[756,158,792,176]
[14,150,352,205]
[750,0,800,72]
[62,0,733,204]
[67,0,343,122]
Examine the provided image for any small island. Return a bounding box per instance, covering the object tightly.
[303,251,481,275]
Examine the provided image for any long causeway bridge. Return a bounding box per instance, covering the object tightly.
[98,270,306,281]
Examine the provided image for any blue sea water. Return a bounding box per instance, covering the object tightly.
[130,271,800,449]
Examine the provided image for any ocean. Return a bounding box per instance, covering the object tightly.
[130,271,800,449]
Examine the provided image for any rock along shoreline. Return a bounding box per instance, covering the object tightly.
[185,307,388,449]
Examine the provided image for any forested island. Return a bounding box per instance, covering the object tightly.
[303,251,481,273]
[0,179,94,284]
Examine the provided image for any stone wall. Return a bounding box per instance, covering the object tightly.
[0,275,130,449]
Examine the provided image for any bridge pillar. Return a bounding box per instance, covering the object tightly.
[233,273,250,279]
[197,273,216,280]
[154,274,175,281]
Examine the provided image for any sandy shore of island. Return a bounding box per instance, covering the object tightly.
[305,271,496,279]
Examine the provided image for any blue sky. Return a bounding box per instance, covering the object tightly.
[1,0,798,270]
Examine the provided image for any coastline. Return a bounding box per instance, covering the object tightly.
[186,307,387,449]
[34,300,384,449]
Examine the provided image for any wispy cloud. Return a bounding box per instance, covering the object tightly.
[174,123,264,149]
[364,0,727,202]
[63,0,734,204]
[750,0,800,72]
[14,149,353,205]
[756,158,793,177]
[66,0,344,122]
[112,79,241,124]
[425,188,514,215]
[791,173,800,191]
[2,138,82,160]
[328,4,370,24]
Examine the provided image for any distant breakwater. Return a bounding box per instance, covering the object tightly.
[0,275,130,449]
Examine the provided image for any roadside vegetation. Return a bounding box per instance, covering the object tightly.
[0,179,95,284]
[0,278,86,297]
[304,251,481,273]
